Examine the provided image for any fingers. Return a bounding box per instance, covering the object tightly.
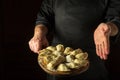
[96,43,107,60]
[96,44,99,56]
[96,44,104,59]
[95,39,109,60]
[29,41,34,52]
[94,23,111,60]
[101,42,107,60]
[99,44,103,59]
[103,37,110,55]
[28,36,49,54]
[28,38,42,53]
[34,42,42,53]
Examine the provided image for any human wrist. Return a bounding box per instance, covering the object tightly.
[106,22,119,36]
[34,24,48,38]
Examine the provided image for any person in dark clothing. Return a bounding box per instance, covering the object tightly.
[29,0,120,80]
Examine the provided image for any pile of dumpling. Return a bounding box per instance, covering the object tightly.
[38,44,89,72]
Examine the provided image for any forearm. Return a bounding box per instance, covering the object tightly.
[34,24,48,37]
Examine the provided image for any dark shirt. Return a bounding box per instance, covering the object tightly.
[36,0,120,49]
[35,0,120,80]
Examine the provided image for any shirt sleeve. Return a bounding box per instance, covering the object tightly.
[105,0,120,44]
[35,0,55,31]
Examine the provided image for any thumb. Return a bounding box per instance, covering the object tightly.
[103,25,111,34]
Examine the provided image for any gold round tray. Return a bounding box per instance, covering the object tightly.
[38,59,89,76]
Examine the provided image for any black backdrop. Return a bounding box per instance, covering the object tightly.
[2,0,120,80]
[2,0,46,80]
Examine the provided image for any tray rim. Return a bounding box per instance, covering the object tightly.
[38,59,89,76]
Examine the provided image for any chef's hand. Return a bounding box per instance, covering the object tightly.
[28,25,49,53]
[94,22,118,60]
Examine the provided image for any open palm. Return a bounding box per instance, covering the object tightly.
[94,23,111,60]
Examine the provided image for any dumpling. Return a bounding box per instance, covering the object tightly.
[66,62,79,69]
[57,64,70,71]
[53,50,63,56]
[66,55,74,62]
[75,52,88,60]
[75,53,84,59]
[79,60,88,67]
[43,55,53,65]
[47,61,55,71]
[70,50,78,56]
[46,46,56,51]
[74,59,88,67]
[64,47,73,55]
[74,59,82,64]
[55,55,65,65]
[70,48,83,56]
[74,59,88,68]
[74,48,83,53]
[39,49,52,56]
[47,55,65,71]
[56,44,64,52]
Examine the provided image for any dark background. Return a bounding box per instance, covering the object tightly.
[2,0,120,80]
